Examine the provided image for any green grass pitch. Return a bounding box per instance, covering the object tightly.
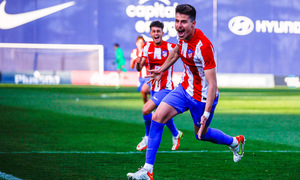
[0,84,299,179]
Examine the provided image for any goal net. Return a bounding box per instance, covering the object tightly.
[0,43,104,84]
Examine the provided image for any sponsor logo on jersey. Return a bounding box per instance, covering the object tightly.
[229,16,300,35]
[126,0,178,41]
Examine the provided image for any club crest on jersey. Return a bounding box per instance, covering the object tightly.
[162,50,168,57]
[188,49,193,58]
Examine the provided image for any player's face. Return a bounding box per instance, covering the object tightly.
[150,26,164,46]
[136,38,144,50]
[175,13,196,41]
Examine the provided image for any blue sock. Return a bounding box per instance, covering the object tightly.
[199,128,233,145]
[165,118,178,137]
[146,120,165,165]
[143,113,152,136]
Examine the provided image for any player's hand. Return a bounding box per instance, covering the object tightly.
[146,69,163,84]
[197,116,207,140]
[135,57,141,64]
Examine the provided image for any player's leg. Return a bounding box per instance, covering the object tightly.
[145,102,178,170]
[145,85,190,170]
[136,99,157,151]
[141,83,150,104]
[194,124,245,162]
[128,102,178,179]
[151,89,183,150]
[121,65,128,80]
[116,65,121,88]
[128,85,188,179]
[137,77,150,104]
[190,96,245,162]
[142,99,156,136]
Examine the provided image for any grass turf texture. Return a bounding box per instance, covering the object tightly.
[0,84,299,179]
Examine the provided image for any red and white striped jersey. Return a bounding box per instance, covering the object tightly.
[142,41,176,92]
[177,28,219,102]
[131,48,150,78]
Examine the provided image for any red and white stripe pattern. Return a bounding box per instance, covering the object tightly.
[178,29,218,102]
[142,41,176,92]
[131,48,150,78]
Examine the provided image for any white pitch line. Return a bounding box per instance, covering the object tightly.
[0,171,23,180]
[0,150,299,154]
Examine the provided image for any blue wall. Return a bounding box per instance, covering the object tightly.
[0,0,299,75]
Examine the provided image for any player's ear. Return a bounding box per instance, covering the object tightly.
[192,20,196,28]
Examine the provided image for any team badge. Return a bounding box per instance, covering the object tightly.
[188,49,193,58]
[162,50,168,57]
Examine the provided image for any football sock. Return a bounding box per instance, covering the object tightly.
[143,113,152,136]
[200,128,233,146]
[165,118,179,137]
[143,163,153,173]
[146,120,165,165]
[230,137,238,147]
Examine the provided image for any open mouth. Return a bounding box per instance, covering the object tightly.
[177,29,185,37]
[154,36,160,40]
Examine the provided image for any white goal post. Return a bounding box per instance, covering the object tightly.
[0,43,104,85]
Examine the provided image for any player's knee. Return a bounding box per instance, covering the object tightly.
[194,133,208,141]
[152,112,159,122]
[142,107,151,115]
[141,86,150,94]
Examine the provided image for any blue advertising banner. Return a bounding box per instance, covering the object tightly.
[0,0,299,76]
[1,71,71,84]
[0,0,213,73]
[217,0,300,76]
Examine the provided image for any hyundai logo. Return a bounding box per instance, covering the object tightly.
[228,16,254,35]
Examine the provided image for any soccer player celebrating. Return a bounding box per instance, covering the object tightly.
[130,36,151,104]
[134,21,183,152]
[127,4,245,179]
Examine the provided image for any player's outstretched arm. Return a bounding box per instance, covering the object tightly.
[136,57,146,72]
[146,45,180,83]
[198,68,217,139]
[159,45,180,72]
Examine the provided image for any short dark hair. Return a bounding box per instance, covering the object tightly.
[175,4,196,22]
[150,20,164,30]
[136,36,145,42]
[114,43,119,47]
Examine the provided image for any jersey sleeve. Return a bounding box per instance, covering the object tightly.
[177,40,182,48]
[131,49,137,60]
[142,42,150,58]
[202,45,216,70]
[171,43,176,49]
[167,42,176,53]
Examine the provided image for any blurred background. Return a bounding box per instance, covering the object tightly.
[0,0,299,88]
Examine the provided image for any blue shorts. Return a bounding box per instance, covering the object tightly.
[137,77,151,92]
[162,84,219,128]
[151,89,172,107]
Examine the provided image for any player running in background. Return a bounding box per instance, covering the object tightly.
[127,4,245,179]
[130,36,151,104]
[113,43,127,88]
[134,21,183,152]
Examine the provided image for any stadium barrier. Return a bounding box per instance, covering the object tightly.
[216,73,275,88]
[0,71,139,86]
[3,70,299,88]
